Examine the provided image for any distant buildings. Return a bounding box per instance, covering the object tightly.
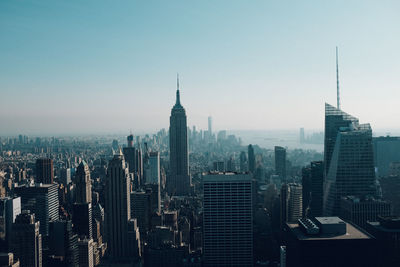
[323,103,376,216]
[35,158,54,184]
[248,144,255,174]
[275,146,286,181]
[373,136,400,177]
[168,79,190,196]
[203,173,253,267]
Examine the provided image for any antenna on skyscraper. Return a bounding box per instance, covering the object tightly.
[336,46,340,110]
[177,73,180,91]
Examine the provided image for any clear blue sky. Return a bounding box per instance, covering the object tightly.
[1,0,399,135]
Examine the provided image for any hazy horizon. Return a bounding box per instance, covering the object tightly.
[1,1,399,135]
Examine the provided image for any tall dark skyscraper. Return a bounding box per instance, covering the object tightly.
[248,144,255,174]
[302,161,324,217]
[168,76,190,196]
[275,146,286,181]
[75,161,92,204]
[12,211,42,267]
[36,158,54,184]
[105,151,131,260]
[323,103,376,215]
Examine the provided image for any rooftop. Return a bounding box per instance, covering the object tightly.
[287,220,372,241]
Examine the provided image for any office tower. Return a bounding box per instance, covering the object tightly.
[284,217,377,267]
[366,216,400,266]
[208,116,212,137]
[127,219,141,260]
[168,76,190,196]
[248,144,255,174]
[323,103,376,216]
[380,175,400,215]
[72,203,93,239]
[130,191,151,234]
[227,156,236,172]
[14,183,59,236]
[78,238,94,267]
[301,161,324,217]
[105,152,131,259]
[48,220,79,266]
[281,183,302,224]
[145,184,161,214]
[203,173,253,267]
[60,168,71,185]
[75,161,92,204]
[373,136,400,177]
[111,139,119,151]
[147,152,160,184]
[123,134,144,187]
[36,158,54,184]
[340,196,391,229]
[274,146,286,181]
[299,128,305,143]
[11,211,42,267]
[127,134,134,148]
[0,197,21,250]
[240,151,248,172]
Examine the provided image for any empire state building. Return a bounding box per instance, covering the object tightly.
[168,76,190,195]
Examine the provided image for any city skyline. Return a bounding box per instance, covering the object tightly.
[1,1,400,135]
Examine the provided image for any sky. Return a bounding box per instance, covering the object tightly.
[1,0,399,135]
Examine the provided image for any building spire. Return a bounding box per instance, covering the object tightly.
[336,46,340,110]
[176,73,181,106]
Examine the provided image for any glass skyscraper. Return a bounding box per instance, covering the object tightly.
[323,103,376,215]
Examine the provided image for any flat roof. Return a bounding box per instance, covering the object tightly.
[203,172,251,182]
[287,222,372,241]
[315,216,345,225]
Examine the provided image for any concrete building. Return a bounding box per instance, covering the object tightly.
[281,183,303,225]
[35,158,54,184]
[75,161,92,204]
[0,197,21,250]
[14,183,59,236]
[248,144,255,174]
[11,212,42,267]
[203,173,253,267]
[78,238,94,267]
[340,196,391,229]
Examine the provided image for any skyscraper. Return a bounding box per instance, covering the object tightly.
[14,183,59,236]
[0,197,21,250]
[36,158,54,184]
[75,161,92,204]
[275,146,286,181]
[168,76,190,196]
[105,152,132,260]
[248,144,255,174]
[11,211,42,267]
[208,116,212,138]
[280,183,303,224]
[203,173,253,267]
[301,161,324,217]
[323,103,376,215]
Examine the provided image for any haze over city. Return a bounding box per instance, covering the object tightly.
[1,0,400,135]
